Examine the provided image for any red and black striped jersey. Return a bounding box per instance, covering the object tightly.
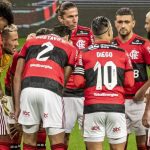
[74,41,134,113]
[113,34,150,99]
[18,34,77,96]
[63,25,94,97]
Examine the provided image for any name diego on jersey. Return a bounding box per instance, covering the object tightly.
[96,52,113,58]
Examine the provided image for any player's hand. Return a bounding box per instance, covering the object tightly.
[14,108,20,121]
[142,110,150,128]
[26,33,36,41]
[133,95,144,103]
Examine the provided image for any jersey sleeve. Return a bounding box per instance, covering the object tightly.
[73,52,85,88]
[18,41,30,59]
[142,41,150,65]
[124,52,134,88]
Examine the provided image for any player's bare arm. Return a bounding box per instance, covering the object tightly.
[13,58,25,120]
[64,66,73,86]
[142,87,150,128]
[134,73,150,102]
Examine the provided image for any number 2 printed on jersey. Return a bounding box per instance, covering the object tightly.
[36,42,54,61]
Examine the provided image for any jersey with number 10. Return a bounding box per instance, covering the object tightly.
[113,34,150,99]
[74,41,134,114]
[18,34,77,96]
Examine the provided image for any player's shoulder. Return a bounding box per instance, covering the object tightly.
[77,25,91,31]
[112,37,120,46]
[130,34,148,45]
[75,25,92,36]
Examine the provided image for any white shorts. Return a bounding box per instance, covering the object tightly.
[19,87,65,130]
[125,99,146,136]
[63,97,84,133]
[83,112,127,144]
[22,124,65,135]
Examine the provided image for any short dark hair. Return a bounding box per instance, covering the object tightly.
[51,25,71,39]
[91,16,110,36]
[0,2,14,25]
[56,1,77,17]
[36,28,52,36]
[116,7,134,20]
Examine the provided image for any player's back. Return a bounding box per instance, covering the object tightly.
[80,42,133,108]
[19,34,77,96]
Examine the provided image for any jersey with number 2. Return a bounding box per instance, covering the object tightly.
[18,34,77,96]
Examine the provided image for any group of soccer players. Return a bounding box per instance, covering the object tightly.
[1,0,150,150]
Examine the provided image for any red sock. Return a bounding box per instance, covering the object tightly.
[0,142,10,150]
[37,129,46,150]
[23,143,37,150]
[137,145,147,150]
[51,143,67,150]
[10,133,21,150]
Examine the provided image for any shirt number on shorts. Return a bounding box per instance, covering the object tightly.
[94,61,117,90]
[36,42,54,61]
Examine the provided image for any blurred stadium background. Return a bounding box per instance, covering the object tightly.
[7,1,148,149]
[11,0,150,37]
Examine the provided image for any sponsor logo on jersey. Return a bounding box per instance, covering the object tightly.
[88,44,99,50]
[112,40,119,46]
[113,127,121,133]
[129,50,139,60]
[23,110,30,117]
[76,30,89,35]
[131,38,144,45]
[44,113,48,118]
[76,39,86,49]
[94,93,118,97]
[91,125,100,131]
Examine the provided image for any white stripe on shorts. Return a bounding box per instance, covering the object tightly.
[0,105,7,135]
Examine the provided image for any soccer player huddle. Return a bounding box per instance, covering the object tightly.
[0,1,150,150]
